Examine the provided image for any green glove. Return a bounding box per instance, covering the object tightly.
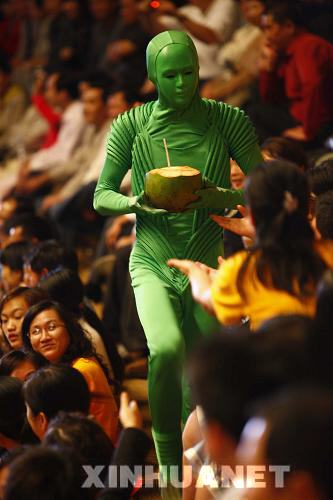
[129,191,169,216]
[186,178,245,210]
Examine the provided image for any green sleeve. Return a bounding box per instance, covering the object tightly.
[93,112,136,216]
[220,104,263,175]
[218,103,262,207]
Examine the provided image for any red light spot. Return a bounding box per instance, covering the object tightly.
[150,1,160,8]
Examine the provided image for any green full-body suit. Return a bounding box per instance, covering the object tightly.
[94,31,262,472]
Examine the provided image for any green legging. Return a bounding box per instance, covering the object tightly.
[132,268,220,469]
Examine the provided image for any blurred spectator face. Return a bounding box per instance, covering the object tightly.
[89,0,114,20]
[0,199,18,228]
[1,296,28,349]
[1,265,22,294]
[11,360,37,380]
[107,91,131,119]
[0,70,10,97]
[23,263,40,287]
[4,226,25,247]
[83,87,107,125]
[230,159,245,190]
[236,416,323,500]
[261,13,295,51]
[120,0,137,23]
[44,73,60,107]
[62,0,79,19]
[241,0,265,26]
[28,308,70,363]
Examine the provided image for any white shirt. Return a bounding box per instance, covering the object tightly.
[30,101,85,171]
[161,0,239,79]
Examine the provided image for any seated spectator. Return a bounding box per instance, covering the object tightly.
[0,376,26,454]
[183,319,311,498]
[23,364,90,440]
[0,287,48,351]
[313,190,333,240]
[307,159,333,196]
[249,2,333,145]
[0,242,30,293]
[23,240,78,287]
[221,137,309,257]
[0,350,46,381]
[22,300,119,442]
[39,80,112,244]
[1,213,55,247]
[14,73,85,196]
[41,86,139,248]
[87,0,120,72]
[139,0,240,81]
[3,446,92,500]
[201,0,264,106]
[43,412,114,483]
[104,0,150,89]
[261,136,309,171]
[169,161,333,329]
[0,59,26,147]
[39,267,117,380]
[47,0,90,73]
[237,389,333,500]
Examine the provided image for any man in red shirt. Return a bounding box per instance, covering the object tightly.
[250,2,333,146]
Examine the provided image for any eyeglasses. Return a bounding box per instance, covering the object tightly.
[29,321,66,338]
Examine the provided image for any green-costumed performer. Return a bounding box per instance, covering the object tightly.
[94,31,262,475]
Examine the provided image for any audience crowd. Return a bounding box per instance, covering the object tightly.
[0,0,333,498]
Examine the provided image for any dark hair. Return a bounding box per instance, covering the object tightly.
[89,81,111,103]
[39,268,84,316]
[109,85,141,106]
[3,213,55,242]
[3,446,92,500]
[55,73,79,100]
[253,315,312,388]
[23,364,90,419]
[0,286,49,318]
[254,388,333,499]
[0,241,30,271]
[24,240,78,274]
[44,412,114,470]
[265,1,304,27]
[189,322,311,441]
[0,376,25,441]
[188,331,260,441]
[0,350,47,377]
[261,136,308,170]
[307,160,333,196]
[315,190,333,239]
[22,300,100,365]
[237,161,326,298]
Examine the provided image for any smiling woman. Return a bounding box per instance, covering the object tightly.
[21,301,119,443]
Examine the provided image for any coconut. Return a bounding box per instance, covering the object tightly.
[145,166,202,212]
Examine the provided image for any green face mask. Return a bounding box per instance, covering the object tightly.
[147,31,200,111]
[155,44,198,110]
